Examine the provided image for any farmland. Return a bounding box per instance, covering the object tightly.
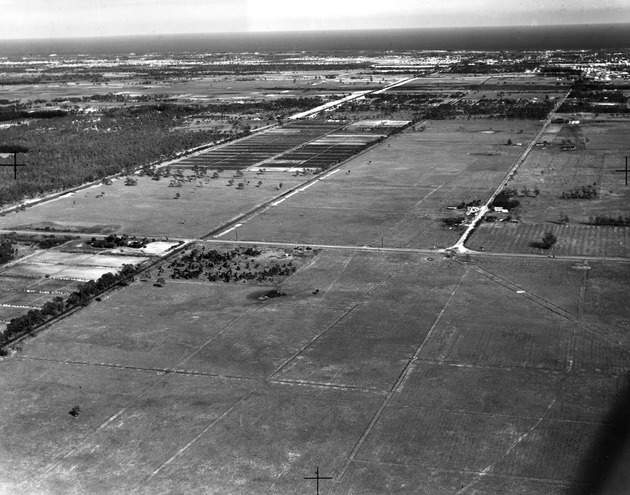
[0,57,629,495]
[1,249,629,494]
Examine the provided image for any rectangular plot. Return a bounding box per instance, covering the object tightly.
[0,306,33,321]
[0,291,53,307]
[493,420,601,482]
[23,374,252,494]
[572,333,630,374]
[0,276,39,291]
[83,254,149,267]
[2,264,67,279]
[359,407,538,471]
[137,389,380,495]
[53,266,121,281]
[395,363,564,417]
[27,252,94,265]
[435,321,571,370]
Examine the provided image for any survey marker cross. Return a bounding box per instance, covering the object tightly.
[304,466,333,495]
[615,156,629,186]
[0,147,28,180]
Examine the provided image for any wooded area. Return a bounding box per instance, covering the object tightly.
[0,105,246,205]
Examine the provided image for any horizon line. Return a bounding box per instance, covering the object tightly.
[1,21,630,43]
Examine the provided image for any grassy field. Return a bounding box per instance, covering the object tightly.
[0,247,628,493]
[0,168,308,238]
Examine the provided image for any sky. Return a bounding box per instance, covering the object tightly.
[1,0,630,40]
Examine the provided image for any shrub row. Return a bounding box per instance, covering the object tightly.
[589,215,630,227]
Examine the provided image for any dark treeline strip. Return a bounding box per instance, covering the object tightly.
[1,264,137,345]
[422,98,554,120]
[558,101,630,114]
[0,240,16,264]
[589,215,630,227]
[0,109,68,122]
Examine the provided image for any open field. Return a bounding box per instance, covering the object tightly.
[1,248,629,494]
[228,119,541,248]
[0,168,305,238]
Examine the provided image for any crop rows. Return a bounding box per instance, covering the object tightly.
[468,223,630,258]
[174,121,343,170]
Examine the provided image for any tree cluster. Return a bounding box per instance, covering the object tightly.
[88,234,149,249]
[0,241,16,265]
[589,214,630,227]
[0,108,68,123]
[491,188,520,210]
[167,246,297,284]
[560,185,598,200]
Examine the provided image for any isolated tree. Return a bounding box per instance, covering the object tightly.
[541,231,557,250]
[559,212,570,225]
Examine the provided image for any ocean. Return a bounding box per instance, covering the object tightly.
[0,23,629,56]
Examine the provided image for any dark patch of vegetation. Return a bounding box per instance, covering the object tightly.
[491,188,520,210]
[88,234,149,249]
[560,185,598,200]
[531,231,558,250]
[260,289,287,300]
[0,109,68,123]
[442,216,467,229]
[422,98,554,120]
[0,240,17,264]
[589,215,630,227]
[168,246,301,284]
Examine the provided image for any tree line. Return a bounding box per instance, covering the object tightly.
[1,264,137,345]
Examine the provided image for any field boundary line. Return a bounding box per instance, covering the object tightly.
[131,390,255,492]
[24,304,262,489]
[15,355,258,381]
[350,458,585,488]
[454,378,566,495]
[267,262,397,379]
[335,267,468,482]
[269,378,387,395]
[466,263,630,350]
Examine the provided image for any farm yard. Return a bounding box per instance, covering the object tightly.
[0,66,629,495]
